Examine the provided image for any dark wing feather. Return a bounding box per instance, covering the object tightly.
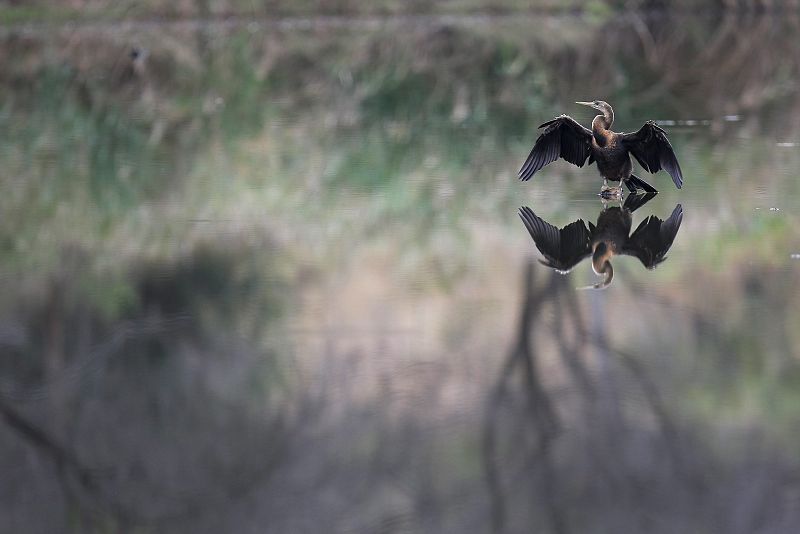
[518,115,593,181]
[518,206,592,272]
[621,121,684,189]
[622,191,657,213]
[621,204,684,268]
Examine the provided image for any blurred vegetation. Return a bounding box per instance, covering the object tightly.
[1,0,799,24]
[2,9,800,532]
[2,10,799,291]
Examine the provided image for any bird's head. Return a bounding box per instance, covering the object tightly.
[576,100,614,129]
[576,100,611,113]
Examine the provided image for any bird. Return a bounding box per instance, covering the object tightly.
[518,193,683,289]
[518,101,684,196]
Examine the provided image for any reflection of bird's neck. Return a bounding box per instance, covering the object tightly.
[591,242,614,289]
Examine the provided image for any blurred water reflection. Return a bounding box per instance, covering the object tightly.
[1,9,800,534]
[519,193,683,288]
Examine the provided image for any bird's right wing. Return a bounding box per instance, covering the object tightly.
[518,115,593,181]
[518,206,592,273]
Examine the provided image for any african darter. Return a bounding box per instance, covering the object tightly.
[518,193,684,289]
[518,101,684,196]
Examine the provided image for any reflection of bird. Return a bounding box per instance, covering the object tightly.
[518,193,684,289]
[518,101,684,195]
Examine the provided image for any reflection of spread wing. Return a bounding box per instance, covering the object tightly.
[518,206,592,273]
[518,115,593,181]
[621,121,684,189]
[622,191,658,213]
[622,204,683,268]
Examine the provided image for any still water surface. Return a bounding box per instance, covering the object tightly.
[1,11,800,533]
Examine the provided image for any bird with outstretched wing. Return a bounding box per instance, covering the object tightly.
[518,101,684,195]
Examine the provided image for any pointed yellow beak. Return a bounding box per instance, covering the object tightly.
[575,101,594,107]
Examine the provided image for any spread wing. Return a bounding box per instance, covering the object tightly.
[622,204,684,268]
[621,121,684,189]
[518,115,593,181]
[518,206,592,273]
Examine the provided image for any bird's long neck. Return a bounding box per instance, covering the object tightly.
[594,108,613,127]
[602,105,614,129]
[591,108,614,146]
[592,104,613,126]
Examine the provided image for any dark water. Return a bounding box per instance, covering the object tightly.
[2,11,800,533]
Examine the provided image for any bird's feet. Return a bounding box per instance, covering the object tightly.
[599,183,624,200]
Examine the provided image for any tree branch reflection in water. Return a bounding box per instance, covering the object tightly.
[487,196,684,531]
[481,255,800,533]
[481,264,687,532]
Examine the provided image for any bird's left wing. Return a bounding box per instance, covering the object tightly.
[621,121,684,189]
[621,204,684,268]
[518,115,593,181]
[518,206,592,273]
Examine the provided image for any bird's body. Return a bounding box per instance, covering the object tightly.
[518,101,684,194]
[591,134,632,183]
